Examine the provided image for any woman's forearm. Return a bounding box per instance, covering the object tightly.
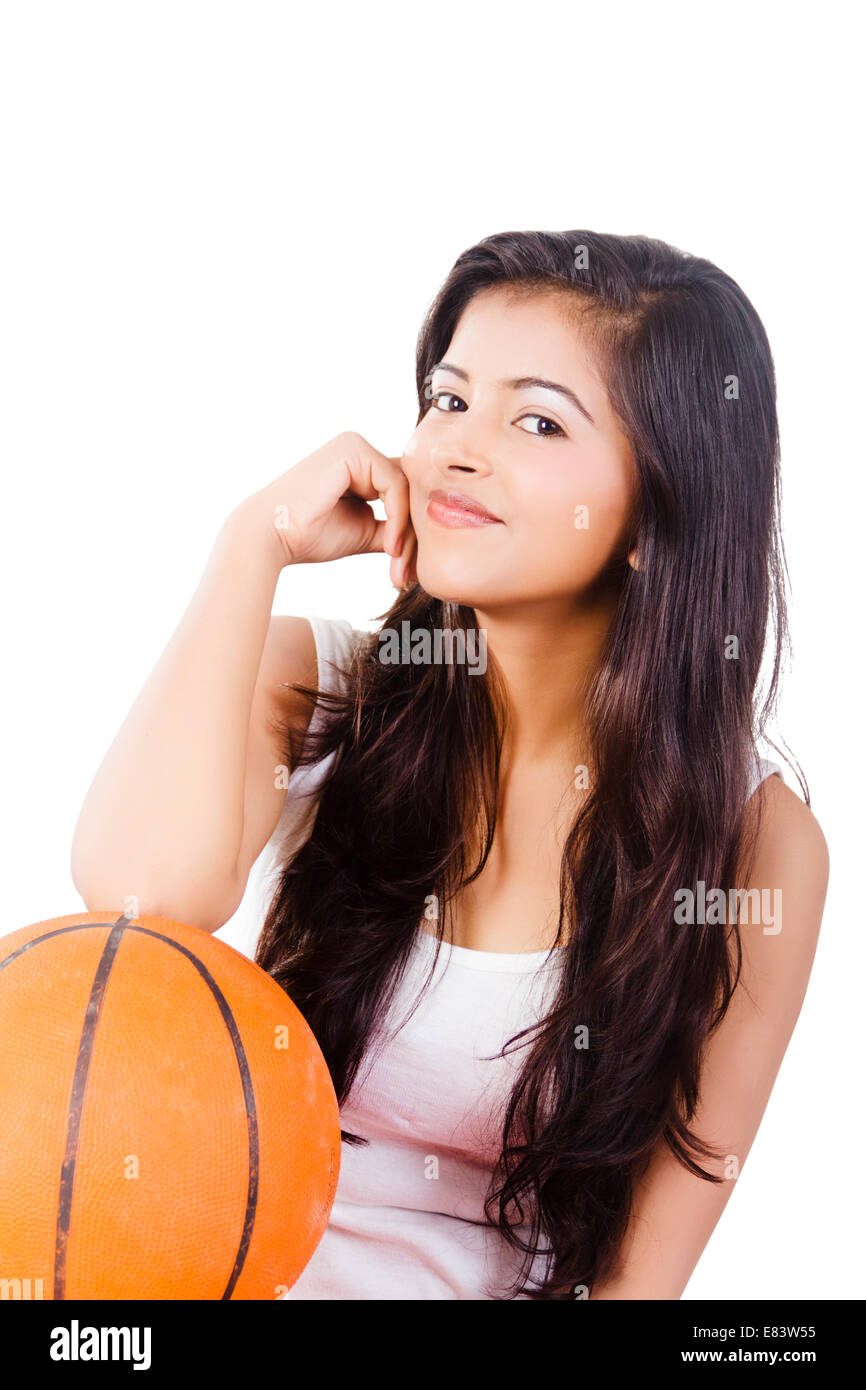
[70,503,284,930]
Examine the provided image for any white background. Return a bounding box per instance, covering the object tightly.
[1,1,861,1299]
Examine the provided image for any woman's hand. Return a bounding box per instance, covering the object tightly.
[236,431,417,587]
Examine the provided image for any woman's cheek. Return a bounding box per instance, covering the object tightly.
[400,429,428,477]
[533,482,624,582]
[525,475,594,547]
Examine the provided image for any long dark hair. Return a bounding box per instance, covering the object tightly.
[255,230,800,1298]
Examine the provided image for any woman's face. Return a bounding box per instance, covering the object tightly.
[401,286,638,612]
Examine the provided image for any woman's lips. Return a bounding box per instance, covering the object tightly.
[426,489,504,529]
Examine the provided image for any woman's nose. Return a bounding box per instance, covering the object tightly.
[430,425,495,476]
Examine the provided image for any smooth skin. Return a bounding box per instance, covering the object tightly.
[71,285,829,1299]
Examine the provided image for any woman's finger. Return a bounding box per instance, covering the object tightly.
[374,461,410,559]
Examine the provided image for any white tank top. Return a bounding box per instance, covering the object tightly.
[216,615,784,1300]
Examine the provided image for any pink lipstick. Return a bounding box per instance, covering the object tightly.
[426,489,504,529]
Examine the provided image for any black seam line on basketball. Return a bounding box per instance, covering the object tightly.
[1,916,258,1301]
[55,915,129,1300]
[124,926,260,1300]
[0,920,131,975]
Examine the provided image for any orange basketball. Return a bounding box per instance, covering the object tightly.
[0,911,340,1300]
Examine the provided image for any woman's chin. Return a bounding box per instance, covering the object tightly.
[414,565,491,610]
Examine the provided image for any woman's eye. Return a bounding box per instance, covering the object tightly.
[428,394,564,440]
[429,391,466,413]
[516,414,565,439]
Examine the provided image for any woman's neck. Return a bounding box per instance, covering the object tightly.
[474,592,618,766]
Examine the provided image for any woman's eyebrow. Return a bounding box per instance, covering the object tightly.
[430,360,596,426]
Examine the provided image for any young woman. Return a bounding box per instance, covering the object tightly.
[71,230,829,1300]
